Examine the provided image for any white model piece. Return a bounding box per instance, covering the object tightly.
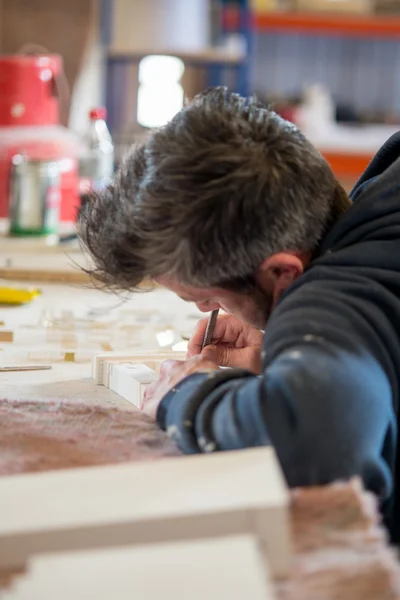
[1,535,276,600]
[108,363,158,409]
[93,349,187,407]
[0,447,291,578]
[92,350,186,385]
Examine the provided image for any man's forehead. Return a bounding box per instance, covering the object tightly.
[155,276,222,299]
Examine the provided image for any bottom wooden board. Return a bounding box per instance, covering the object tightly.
[1,535,275,600]
[0,447,291,578]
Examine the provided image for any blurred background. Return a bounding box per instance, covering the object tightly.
[2,0,400,233]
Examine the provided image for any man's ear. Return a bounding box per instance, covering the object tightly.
[256,252,308,302]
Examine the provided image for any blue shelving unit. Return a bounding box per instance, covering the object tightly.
[216,0,252,96]
[100,0,252,138]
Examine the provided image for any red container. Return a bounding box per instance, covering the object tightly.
[0,126,82,222]
[0,55,61,127]
[0,54,83,222]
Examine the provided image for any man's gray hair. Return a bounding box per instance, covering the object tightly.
[78,87,347,292]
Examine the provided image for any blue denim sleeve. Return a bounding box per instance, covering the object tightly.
[157,344,395,508]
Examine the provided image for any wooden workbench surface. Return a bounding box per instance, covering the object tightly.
[0,253,400,599]
[0,280,199,405]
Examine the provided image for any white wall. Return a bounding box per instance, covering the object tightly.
[111,0,210,52]
[68,1,104,136]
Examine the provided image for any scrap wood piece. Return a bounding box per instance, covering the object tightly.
[0,331,13,343]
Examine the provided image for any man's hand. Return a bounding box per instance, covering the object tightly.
[187,314,263,374]
[142,356,219,420]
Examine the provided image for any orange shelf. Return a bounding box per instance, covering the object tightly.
[252,12,400,38]
[322,151,372,178]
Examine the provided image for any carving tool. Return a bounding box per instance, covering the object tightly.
[201,309,219,350]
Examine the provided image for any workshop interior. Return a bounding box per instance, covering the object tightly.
[2,1,400,599]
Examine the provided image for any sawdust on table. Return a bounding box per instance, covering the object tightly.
[0,398,400,600]
[0,398,180,475]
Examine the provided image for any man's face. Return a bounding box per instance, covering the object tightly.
[156,276,275,329]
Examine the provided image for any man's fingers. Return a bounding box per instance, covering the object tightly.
[201,345,261,373]
[200,345,220,363]
[201,345,239,367]
[187,314,239,357]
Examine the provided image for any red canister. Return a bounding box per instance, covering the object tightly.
[0,54,61,126]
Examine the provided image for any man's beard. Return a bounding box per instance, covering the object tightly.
[248,284,275,329]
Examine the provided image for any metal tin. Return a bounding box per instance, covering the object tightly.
[9,155,61,236]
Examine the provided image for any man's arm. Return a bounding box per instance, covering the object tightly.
[158,343,394,499]
[157,278,398,506]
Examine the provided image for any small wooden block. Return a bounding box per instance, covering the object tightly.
[0,447,291,578]
[3,536,276,600]
[102,356,173,388]
[100,342,113,352]
[92,350,186,385]
[64,352,75,362]
[0,330,13,342]
[108,364,158,409]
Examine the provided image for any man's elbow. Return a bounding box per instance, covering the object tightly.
[277,435,392,502]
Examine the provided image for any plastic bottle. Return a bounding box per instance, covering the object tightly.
[79,107,114,193]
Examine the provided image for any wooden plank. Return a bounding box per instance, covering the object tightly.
[0,268,90,284]
[0,447,291,578]
[0,246,158,287]
[3,536,275,600]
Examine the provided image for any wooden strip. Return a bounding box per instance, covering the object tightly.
[0,268,90,284]
[0,447,291,578]
[0,267,158,288]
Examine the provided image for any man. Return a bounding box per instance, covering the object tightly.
[78,88,400,541]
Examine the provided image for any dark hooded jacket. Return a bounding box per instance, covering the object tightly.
[157,133,400,542]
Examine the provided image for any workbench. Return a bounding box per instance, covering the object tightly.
[0,245,400,599]
[0,280,198,405]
